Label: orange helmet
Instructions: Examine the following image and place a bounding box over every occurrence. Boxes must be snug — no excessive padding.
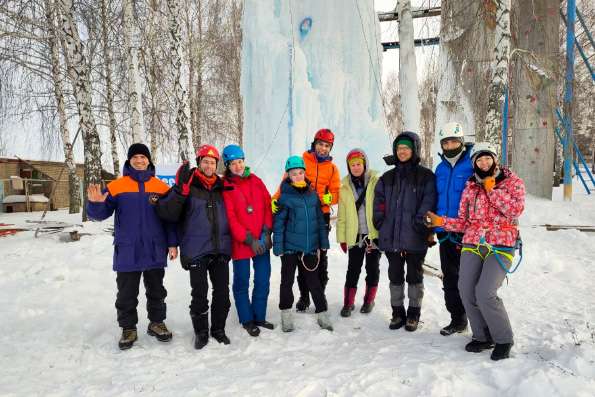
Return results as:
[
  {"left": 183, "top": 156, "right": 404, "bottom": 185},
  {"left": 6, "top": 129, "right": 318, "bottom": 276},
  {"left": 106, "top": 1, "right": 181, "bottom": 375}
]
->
[
  {"left": 314, "top": 128, "right": 335, "bottom": 145},
  {"left": 196, "top": 144, "right": 220, "bottom": 161}
]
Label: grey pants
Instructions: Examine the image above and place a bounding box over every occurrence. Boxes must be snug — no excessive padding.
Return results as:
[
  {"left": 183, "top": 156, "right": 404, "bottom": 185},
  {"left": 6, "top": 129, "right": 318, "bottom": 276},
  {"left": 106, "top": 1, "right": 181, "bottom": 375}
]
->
[{"left": 458, "top": 245, "right": 513, "bottom": 344}]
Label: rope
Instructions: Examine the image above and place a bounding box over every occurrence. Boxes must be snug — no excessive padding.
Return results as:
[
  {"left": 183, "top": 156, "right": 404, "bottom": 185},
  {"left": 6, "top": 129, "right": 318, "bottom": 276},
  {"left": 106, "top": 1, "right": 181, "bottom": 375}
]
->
[
  {"left": 353, "top": 0, "right": 390, "bottom": 129},
  {"left": 300, "top": 251, "right": 320, "bottom": 272}
]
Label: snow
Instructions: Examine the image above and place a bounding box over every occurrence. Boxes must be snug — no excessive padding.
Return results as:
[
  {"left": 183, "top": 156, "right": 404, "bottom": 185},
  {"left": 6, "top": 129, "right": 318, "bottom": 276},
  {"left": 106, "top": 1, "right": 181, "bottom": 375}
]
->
[
  {"left": 241, "top": 0, "right": 390, "bottom": 190},
  {"left": 2, "top": 194, "right": 49, "bottom": 204},
  {"left": 1, "top": 190, "right": 595, "bottom": 395}
]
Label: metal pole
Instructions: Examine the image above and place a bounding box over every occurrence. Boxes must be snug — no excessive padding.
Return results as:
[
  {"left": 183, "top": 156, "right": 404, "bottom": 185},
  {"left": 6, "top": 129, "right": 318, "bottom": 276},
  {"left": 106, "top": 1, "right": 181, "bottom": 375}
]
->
[{"left": 563, "top": 0, "right": 576, "bottom": 201}]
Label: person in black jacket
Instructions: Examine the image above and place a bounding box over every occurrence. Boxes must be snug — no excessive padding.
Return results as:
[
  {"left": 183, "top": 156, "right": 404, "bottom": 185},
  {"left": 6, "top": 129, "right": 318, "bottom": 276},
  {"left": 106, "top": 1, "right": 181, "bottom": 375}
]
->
[
  {"left": 373, "top": 131, "right": 436, "bottom": 332},
  {"left": 156, "top": 144, "right": 232, "bottom": 350}
]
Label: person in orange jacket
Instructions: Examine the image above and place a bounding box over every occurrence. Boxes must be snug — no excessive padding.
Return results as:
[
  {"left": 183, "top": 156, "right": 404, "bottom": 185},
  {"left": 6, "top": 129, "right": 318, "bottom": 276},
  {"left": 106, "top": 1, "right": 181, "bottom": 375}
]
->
[{"left": 272, "top": 128, "right": 341, "bottom": 311}]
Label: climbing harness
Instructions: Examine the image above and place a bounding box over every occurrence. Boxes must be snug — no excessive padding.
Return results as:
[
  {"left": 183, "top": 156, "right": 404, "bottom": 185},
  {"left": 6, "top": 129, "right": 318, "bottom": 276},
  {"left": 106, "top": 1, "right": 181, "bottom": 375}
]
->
[{"left": 461, "top": 236, "right": 524, "bottom": 274}]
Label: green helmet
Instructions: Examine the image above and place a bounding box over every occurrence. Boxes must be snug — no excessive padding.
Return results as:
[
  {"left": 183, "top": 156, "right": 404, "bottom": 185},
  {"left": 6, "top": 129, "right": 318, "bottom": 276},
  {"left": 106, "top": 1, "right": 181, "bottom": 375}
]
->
[{"left": 285, "top": 155, "right": 306, "bottom": 172}]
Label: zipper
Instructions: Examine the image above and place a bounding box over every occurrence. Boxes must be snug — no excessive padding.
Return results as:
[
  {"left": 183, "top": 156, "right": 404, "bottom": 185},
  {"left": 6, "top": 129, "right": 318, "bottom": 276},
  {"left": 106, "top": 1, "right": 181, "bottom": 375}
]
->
[{"left": 303, "top": 193, "right": 310, "bottom": 252}]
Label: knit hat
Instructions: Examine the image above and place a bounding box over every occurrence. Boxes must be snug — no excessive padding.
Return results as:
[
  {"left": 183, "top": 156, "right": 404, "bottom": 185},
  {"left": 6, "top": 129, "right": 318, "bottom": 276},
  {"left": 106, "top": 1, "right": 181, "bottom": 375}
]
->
[
  {"left": 127, "top": 143, "right": 152, "bottom": 163},
  {"left": 395, "top": 137, "right": 414, "bottom": 150}
]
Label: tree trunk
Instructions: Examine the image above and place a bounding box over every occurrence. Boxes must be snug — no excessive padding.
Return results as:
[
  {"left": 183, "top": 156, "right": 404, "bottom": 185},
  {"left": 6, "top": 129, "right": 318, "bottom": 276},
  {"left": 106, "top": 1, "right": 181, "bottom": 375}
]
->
[
  {"left": 397, "top": 0, "right": 421, "bottom": 134},
  {"left": 510, "top": 0, "right": 559, "bottom": 198},
  {"left": 483, "top": 0, "right": 511, "bottom": 149},
  {"left": 434, "top": 0, "right": 495, "bottom": 161},
  {"left": 58, "top": 0, "right": 103, "bottom": 221},
  {"left": 100, "top": 0, "right": 120, "bottom": 176},
  {"left": 168, "top": 0, "right": 190, "bottom": 161},
  {"left": 46, "top": 0, "right": 80, "bottom": 213},
  {"left": 123, "top": 0, "right": 144, "bottom": 143}
]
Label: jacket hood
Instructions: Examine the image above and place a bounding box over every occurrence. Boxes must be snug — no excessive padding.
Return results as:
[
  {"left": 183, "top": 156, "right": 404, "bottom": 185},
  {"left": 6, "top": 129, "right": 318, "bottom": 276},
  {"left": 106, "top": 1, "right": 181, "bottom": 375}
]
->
[
  {"left": 384, "top": 131, "right": 421, "bottom": 166},
  {"left": 123, "top": 162, "right": 155, "bottom": 182},
  {"left": 345, "top": 147, "right": 369, "bottom": 176}
]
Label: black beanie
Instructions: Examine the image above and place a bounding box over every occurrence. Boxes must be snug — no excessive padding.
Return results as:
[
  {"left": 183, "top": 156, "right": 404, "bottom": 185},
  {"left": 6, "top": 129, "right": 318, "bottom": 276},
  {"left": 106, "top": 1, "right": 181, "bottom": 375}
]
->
[{"left": 127, "top": 143, "right": 152, "bottom": 163}]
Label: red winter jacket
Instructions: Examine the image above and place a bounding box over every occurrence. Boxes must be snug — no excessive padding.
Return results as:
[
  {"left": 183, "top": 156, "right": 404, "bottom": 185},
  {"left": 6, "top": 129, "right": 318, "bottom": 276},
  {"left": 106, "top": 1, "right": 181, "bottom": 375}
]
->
[
  {"left": 223, "top": 171, "right": 273, "bottom": 260},
  {"left": 443, "top": 168, "right": 525, "bottom": 247}
]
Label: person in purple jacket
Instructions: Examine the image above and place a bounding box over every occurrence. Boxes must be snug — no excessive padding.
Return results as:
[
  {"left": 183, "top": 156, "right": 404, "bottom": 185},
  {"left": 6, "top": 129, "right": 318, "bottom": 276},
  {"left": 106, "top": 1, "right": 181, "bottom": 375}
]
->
[
  {"left": 156, "top": 144, "right": 233, "bottom": 350},
  {"left": 87, "top": 143, "right": 178, "bottom": 350}
]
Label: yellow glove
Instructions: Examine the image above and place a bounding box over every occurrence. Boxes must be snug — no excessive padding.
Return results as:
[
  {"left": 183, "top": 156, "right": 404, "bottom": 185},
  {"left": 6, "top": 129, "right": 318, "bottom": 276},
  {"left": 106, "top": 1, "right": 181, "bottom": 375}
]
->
[
  {"left": 322, "top": 192, "right": 333, "bottom": 205},
  {"left": 271, "top": 198, "right": 279, "bottom": 214}
]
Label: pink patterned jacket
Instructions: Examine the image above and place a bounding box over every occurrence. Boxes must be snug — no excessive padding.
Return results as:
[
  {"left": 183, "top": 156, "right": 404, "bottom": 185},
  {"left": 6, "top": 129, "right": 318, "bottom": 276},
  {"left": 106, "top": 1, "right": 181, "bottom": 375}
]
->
[{"left": 443, "top": 168, "right": 525, "bottom": 247}]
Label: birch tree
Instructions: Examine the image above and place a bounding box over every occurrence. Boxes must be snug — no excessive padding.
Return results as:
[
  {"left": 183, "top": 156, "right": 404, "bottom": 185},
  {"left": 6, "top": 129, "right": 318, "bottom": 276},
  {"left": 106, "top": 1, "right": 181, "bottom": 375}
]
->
[
  {"left": 58, "top": 0, "right": 103, "bottom": 220},
  {"left": 123, "top": 0, "right": 144, "bottom": 143},
  {"left": 482, "top": 0, "right": 511, "bottom": 147}
]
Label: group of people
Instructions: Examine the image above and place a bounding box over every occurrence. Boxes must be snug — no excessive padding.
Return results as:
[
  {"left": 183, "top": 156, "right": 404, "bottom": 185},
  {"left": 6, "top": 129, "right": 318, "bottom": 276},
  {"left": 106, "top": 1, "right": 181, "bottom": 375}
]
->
[{"left": 87, "top": 123, "right": 525, "bottom": 361}]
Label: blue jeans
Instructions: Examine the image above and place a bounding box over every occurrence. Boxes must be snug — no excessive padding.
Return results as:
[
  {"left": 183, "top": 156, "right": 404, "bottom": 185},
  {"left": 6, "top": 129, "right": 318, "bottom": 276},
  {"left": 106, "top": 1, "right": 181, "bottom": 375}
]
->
[{"left": 232, "top": 252, "right": 271, "bottom": 324}]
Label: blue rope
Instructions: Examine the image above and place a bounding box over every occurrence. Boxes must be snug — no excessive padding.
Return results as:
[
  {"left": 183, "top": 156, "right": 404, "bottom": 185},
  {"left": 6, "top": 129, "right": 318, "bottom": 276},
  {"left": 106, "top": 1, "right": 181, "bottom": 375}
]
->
[
  {"left": 438, "top": 232, "right": 462, "bottom": 245},
  {"left": 486, "top": 237, "right": 524, "bottom": 274}
]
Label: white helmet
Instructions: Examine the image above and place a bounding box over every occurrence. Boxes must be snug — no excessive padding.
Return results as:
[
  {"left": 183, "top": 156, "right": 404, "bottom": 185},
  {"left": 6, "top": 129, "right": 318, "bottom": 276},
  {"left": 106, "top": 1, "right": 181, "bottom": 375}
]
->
[
  {"left": 438, "top": 122, "right": 464, "bottom": 142},
  {"left": 471, "top": 142, "right": 498, "bottom": 161}
]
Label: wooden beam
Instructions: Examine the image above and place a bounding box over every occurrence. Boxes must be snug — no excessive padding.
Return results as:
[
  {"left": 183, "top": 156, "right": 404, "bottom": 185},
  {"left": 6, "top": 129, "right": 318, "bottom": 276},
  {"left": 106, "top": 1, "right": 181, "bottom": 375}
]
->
[{"left": 378, "top": 6, "right": 441, "bottom": 22}]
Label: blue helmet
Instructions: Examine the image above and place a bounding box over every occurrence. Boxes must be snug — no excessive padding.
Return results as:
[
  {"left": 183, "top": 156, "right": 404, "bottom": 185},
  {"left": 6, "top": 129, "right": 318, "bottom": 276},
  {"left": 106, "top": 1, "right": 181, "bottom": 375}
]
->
[
  {"left": 285, "top": 155, "right": 306, "bottom": 172},
  {"left": 222, "top": 144, "right": 245, "bottom": 165}
]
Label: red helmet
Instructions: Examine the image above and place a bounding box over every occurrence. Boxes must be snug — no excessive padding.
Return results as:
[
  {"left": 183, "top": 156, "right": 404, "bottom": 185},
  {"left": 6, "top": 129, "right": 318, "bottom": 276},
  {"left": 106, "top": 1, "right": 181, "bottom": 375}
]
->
[
  {"left": 314, "top": 128, "right": 335, "bottom": 145},
  {"left": 196, "top": 144, "right": 220, "bottom": 161}
]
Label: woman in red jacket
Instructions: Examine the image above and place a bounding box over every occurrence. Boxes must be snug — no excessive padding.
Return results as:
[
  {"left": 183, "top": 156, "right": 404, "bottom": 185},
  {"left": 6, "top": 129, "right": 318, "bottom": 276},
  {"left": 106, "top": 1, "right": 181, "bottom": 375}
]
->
[
  {"left": 222, "top": 145, "right": 274, "bottom": 337},
  {"left": 426, "top": 142, "right": 525, "bottom": 361}
]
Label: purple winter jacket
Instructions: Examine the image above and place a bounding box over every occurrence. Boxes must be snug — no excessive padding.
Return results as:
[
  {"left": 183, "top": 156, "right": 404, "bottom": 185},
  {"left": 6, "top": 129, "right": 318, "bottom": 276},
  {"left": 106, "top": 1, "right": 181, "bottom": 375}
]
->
[{"left": 87, "top": 164, "right": 177, "bottom": 272}]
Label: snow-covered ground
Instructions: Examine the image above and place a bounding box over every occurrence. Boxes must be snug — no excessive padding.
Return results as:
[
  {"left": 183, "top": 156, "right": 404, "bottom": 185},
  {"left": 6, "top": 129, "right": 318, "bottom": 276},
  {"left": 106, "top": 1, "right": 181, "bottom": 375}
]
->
[{"left": 1, "top": 190, "right": 594, "bottom": 396}]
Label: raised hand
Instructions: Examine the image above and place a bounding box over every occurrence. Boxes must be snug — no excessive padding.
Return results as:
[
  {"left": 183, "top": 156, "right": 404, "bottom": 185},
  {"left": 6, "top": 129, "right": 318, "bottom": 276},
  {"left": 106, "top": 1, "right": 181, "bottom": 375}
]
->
[{"left": 87, "top": 184, "right": 108, "bottom": 203}]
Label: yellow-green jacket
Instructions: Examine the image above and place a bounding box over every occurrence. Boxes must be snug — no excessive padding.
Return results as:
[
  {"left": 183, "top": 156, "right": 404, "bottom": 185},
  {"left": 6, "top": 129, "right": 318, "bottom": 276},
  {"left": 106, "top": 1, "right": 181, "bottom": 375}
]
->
[{"left": 336, "top": 170, "right": 379, "bottom": 247}]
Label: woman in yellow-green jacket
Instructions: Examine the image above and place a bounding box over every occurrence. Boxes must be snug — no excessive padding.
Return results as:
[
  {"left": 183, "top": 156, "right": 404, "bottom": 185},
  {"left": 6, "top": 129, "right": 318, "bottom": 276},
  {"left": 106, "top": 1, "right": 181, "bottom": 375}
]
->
[{"left": 336, "top": 148, "right": 381, "bottom": 317}]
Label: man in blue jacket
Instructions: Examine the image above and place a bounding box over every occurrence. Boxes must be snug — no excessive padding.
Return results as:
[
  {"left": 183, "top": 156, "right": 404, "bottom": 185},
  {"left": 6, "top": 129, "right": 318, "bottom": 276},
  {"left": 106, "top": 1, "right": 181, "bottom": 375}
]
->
[
  {"left": 87, "top": 143, "right": 178, "bottom": 350},
  {"left": 434, "top": 122, "right": 474, "bottom": 336},
  {"left": 373, "top": 131, "right": 436, "bottom": 332}
]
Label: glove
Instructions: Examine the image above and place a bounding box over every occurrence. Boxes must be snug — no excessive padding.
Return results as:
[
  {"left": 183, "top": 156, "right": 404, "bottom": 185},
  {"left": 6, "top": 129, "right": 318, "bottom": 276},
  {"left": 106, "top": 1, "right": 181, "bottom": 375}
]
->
[
  {"left": 175, "top": 161, "right": 195, "bottom": 196},
  {"left": 322, "top": 192, "right": 333, "bottom": 205},
  {"left": 245, "top": 233, "right": 265, "bottom": 256},
  {"left": 424, "top": 211, "right": 444, "bottom": 228},
  {"left": 483, "top": 176, "right": 496, "bottom": 192},
  {"left": 260, "top": 230, "right": 272, "bottom": 250},
  {"left": 340, "top": 242, "right": 347, "bottom": 253},
  {"left": 271, "top": 198, "right": 280, "bottom": 214}
]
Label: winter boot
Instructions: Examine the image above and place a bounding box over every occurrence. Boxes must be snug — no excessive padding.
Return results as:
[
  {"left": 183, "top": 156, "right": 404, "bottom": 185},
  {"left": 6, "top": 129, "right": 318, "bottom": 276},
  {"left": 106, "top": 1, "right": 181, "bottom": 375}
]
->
[
  {"left": 389, "top": 306, "right": 407, "bottom": 330},
  {"left": 360, "top": 285, "right": 378, "bottom": 314},
  {"left": 340, "top": 287, "right": 357, "bottom": 317},
  {"left": 194, "top": 330, "right": 209, "bottom": 350},
  {"left": 295, "top": 296, "right": 310, "bottom": 312},
  {"left": 317, "top": 311, "right": 334, "bottom": 331},
  {"left": 147, "top": 322, "right": 173, "bottom": 342},
  {"left": 491, "top": 342, "right": 514, "bottom": 361},
  {"left": 465, "top": 327, "right": 495, "bottom": 352},
  {"left": 242, "top": 321, "right": 260, "bottom": 337},
  {"left": 405, "top": 307, "right": 421, "bottom": 332},
  {"left": 440, "top": 315, "right": 468, "bottom": 336},
  {"left": 118, "top": 328, "right": 138, "bottom": 350},
  {"left": 281, "top": 309, "right": 294, "bottom": 332},
  {"left": 211, "top": 329, "right": 231, "bottom": 345},
  {"left": 254, "top": 320, "right": 275, "bottom": 330}
]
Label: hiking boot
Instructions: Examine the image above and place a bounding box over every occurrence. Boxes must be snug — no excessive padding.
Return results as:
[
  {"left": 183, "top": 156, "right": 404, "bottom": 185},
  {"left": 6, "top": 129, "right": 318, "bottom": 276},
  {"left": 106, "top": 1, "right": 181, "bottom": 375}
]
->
[
  {"left": 389, "top": 306, "right": 406, "bottom": 330},
  {"left": 211, "top": 329, "right": 230, "bottom": 345},
  {"left": 465, "top": 339, "right": 495, "bottom": 353},
  {"left": 295, "top": 296, "right": 310, "bottom": 312},
  {"left": 147, "top": 322, "right": 173, "bottom": 342},
  {"left": 118, "top": 328, "right": 138, "bottom": 350},
  {"left": 194, "top": 330, "right": 209, "bottom": 350},
  {"left": 491, "top": 342, "right": 514, "bottom": 361},
  {"left": 405, "top": 307, "right": 420, "bottom": 332},
  {"left": 340, "top": 305, "right": 355, "bottom": 317},
  {"left": 317, "top": 311, "right": 333, "bottom": 331},
  {"left": 360, "top": 302, "right": 375, "bottom": 314},
  {"left": 440, "top": 319, "right": 468, "bottom": 336},
  {"left": 242, "top": 321, "right": 260, "bottom": 337},
  {"left": 254, "top": 320, "right": 275, "bottom": 330},
  {"left": 281, "top": 309, "right": 294, "bottom": 332}
]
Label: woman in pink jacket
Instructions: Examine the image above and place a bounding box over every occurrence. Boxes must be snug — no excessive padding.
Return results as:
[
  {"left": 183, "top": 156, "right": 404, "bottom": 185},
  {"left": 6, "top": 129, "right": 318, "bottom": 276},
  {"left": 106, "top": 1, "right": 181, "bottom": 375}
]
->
[{"left": 426, "top": 142, "right": 525, "bottom": 361}]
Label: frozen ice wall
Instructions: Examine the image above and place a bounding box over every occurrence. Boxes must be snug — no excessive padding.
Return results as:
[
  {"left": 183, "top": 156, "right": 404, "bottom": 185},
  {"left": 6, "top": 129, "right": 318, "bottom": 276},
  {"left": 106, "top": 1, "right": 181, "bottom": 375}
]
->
[{"left": 241, "top": 0, "right": 390, "bottom": 188}]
